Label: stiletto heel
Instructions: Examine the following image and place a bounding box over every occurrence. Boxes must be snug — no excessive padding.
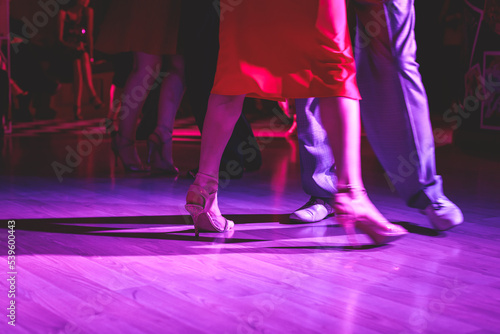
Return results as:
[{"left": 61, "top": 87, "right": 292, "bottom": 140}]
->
[
  {"left": 185, "top": 173, "right": 234, "bottom": 237},
  {"left": 185, "top": 203, "right": 204, "bottom": 237},
  {"left": 147, "top": 132, "right": 179, "bottom": 174},
  {"left": 111, "top": 132, "right": 150, "bottom": 173},
  {"left": 336, "top": 216, "right": 360, "bottom": 247},
  {"left": 334, "top": 185, "right": 407, "bottom": 246}
]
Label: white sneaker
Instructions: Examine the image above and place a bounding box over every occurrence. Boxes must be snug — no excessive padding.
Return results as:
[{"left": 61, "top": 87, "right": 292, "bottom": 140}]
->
[
  {"left": 289, "top": 197, "right": 334, "bottom": 223},
  {"left": 420, "top": 196, "right": 464, "bottom": 231}
]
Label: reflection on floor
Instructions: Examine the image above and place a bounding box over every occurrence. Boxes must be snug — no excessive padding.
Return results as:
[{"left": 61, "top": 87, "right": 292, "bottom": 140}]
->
[{"left": 1, "top": 117, "right": 499, "bottom": 333}]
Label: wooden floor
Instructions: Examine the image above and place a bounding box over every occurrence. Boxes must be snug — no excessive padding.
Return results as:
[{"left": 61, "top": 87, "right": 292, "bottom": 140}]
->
[{"left": 1, "top": 117, "right": 500, "bottom": 334}]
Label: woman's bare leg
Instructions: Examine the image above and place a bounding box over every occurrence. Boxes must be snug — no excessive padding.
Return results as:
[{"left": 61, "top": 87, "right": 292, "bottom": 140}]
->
[
  {"left": 115, "top": 52, "right": 161, "bottom": 166},
  {"left": 186, "top": 93, "right": 245, "bottom": 220},
  {"left": 105, "top": 84, "right": 122, "bottom": 132},
  {"left": 150, "top": 54, "right": 185, "bottom": 168},
  {"left": 81, "top": 52, "right": 100, "bottom": 101},
  {"left": 73, "top": 59, "right": 83, "bottom": 119},
  {"left": 318, "top": 96, "right": 363, "bottom": 187},
  {"left": 197, "top": 94, "right": 246, "bottom": 180},
  {"left": 119, "top": 52, "right": 161, "bottom": 140},
  {"left": 318, "top": 96, "right": 407, "bottom": 245}
]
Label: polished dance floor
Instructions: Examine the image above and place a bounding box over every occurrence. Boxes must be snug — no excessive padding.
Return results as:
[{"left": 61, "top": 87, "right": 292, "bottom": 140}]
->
[{"left": 1, "top": 117, "right": 500, "bottom": 333}]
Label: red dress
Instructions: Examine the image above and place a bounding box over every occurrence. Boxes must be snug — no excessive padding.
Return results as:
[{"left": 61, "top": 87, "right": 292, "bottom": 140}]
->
[{"left": 211, "top": 0, "right": 361, "bottom": 101}]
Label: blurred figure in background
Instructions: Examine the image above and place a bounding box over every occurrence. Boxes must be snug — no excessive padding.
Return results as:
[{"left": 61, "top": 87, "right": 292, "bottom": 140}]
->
[
  {"left": 96, "top": 0, "right": 183, "bottom": 173},
  {"left": 58, "top": 0, "right": 102, "bottom": 120},
  {"left": 9, "top": 19, "right": 60, "bottom": 121}
]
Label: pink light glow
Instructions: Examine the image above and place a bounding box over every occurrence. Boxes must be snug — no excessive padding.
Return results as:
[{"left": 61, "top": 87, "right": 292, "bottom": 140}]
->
[{"left": 81, "top": 29, "right": 86, "bottom": 34}]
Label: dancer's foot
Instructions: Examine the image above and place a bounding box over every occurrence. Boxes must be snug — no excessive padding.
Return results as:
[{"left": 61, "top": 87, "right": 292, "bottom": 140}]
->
[
  {"left": 185, "top": 172, "right": 234, "bottom": 237},
  {"left": 420, "top": 196, "right": 463, "bottom": 231},
  {"left": 334, "top": 185, "right": 407, "bottom": 246},
  {"left": 289, "top": 196, "right": 334, "bottom": 223}
]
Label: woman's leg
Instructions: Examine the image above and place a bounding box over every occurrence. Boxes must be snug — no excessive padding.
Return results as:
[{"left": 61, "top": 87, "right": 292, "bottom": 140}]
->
[
  {"left": 107, "top": 85, "right": 125, "bottom": 119},
  {"left": 186, "top": 93, "right": 245, "bottom": 232},
  {"left": 149, "top": 54, "right": 185, "bottom": 169},
  {"left": 197, "top": 94, "right": 246, "bottom": 180},
  {"left": 318, "top": 97, "right": 362, "bottom": 187},
  {"left": 119, "top": 52, "right": 161, "bottom": 141},
  {"left": 114, "top": 52, "right": 161, "bottom": 168},
  {"left": 81, "top": 52, "right": 101, "bottom": 103},
  {"left": 319, "top": 96, "right": 407, "bottom": 245},
  {"left": 106, "top": 53, "right": 133, "bottom": 131},
  {"left": 187, "top": 93, "right": 245, "bottom": 200},
  {"left": 73, "top": 58, "right": 83, "bottom": 119}
]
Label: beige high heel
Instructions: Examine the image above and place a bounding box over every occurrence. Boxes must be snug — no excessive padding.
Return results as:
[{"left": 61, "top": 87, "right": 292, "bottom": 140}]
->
[
  {"left": 334, "top": 185, "right": 408, "bottom": 246},
  {"left": 185, "top": 173, "right": 234, "bottom": 237}
]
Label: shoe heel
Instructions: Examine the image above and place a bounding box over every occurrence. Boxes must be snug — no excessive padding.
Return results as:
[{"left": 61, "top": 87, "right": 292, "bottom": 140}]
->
[
  {"left": 357, "top": 223, "right": 385, "bottom": 245},
  {"left": 185, "top": 203, "right": 203, "bottom": 237},
  {"left": 337, "top": 216, "right": 360, "bottom": 247},
  {"left": 357, "top": 222, "right": 407, "bottom": 245},
  {"left": 185, "top": 177, "right": 234, "bottom": 236}
]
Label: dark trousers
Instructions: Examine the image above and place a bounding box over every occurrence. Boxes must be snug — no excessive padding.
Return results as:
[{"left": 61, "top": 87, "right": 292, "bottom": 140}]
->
[{"left": 180, "top": 0, "right": 262, "bottom": 174}]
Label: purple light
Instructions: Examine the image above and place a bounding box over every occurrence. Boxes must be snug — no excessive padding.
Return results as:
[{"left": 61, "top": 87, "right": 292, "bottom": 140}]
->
[{"left": 82, "top": 29, "right": 86, "bottom": 34}]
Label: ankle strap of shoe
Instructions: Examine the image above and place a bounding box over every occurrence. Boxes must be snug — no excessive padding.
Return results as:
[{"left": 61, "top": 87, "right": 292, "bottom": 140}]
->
[
  {"left": 336, "top": 184, "right": 365, "bottom": 193},
  {"left": 197, "top": 171, "right": 219, "bottom": 182}
]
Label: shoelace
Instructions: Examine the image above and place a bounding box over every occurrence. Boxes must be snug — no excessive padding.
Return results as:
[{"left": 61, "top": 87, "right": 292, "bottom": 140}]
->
[
  {"left": 298, "top": 197, "right": 320, "bottom": 210},
  {"left": 431, "top": 199, "right": 448, "bottom": 210}
]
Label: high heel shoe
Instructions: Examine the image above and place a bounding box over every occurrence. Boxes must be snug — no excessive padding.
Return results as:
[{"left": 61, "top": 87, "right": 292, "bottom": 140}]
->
[
  {"left": 334, "top": 185, "right": 407, "bottom": 246},
  {"left": 111, "top": 132, "right": 150, "bottom": 173},
  {"left": 185, "top": 173, "right": 234, "bottom": 237},
  {"left": 147, "top": 132, "right": 179, "bottom": 174}
]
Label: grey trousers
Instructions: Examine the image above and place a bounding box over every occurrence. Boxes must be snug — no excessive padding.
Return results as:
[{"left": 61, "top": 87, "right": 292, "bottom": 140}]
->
[{"left": 296, "top": 0, "right": 443, "bottom": 209}]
